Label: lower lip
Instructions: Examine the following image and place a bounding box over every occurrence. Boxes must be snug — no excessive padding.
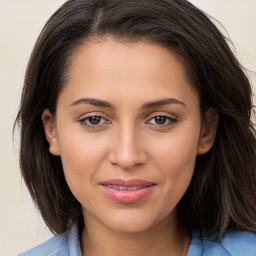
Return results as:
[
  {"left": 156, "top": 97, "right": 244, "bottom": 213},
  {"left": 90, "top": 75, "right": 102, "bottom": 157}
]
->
[{"left": 101, "top": 185, "right": 156, "bottom": 204}]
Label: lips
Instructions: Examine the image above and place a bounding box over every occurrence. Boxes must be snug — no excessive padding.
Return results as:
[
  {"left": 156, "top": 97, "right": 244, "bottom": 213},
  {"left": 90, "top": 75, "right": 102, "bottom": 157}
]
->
[{"left": 100, "top": 179, "right": 156, "bottom": 204}]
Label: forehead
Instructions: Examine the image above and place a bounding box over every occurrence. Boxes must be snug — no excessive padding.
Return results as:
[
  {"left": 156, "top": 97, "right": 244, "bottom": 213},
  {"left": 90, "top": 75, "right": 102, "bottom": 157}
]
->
[
  {"left": 70, "top": 39, "right": 187, "bottom": 80},
  {"left": 58, "top": 39, "right": 199, "bottom": 109}
]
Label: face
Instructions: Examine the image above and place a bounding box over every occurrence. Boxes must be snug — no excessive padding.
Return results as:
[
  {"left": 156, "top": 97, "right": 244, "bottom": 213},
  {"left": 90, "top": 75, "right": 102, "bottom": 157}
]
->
[{"left": 43, "top": 39, "right": 217, "bottom": 234}]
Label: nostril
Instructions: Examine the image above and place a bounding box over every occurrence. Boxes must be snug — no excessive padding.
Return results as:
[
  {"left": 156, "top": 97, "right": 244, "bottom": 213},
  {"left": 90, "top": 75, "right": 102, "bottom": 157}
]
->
[
  {"left": 108, "top": 151, "right": 147, "bottom": 170},
  {"left": 107, "top": 129, "right": 148, "bottom": 169}
]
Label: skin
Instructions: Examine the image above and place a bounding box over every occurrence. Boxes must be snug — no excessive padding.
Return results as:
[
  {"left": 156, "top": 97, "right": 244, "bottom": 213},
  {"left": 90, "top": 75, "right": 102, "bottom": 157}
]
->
[{"left": 42, "top": 39, "right": 218, "bottom": 256}]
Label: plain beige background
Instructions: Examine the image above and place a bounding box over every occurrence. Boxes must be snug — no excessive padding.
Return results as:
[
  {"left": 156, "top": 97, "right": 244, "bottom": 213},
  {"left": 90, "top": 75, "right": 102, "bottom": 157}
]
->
[{"left": 0, "top": 1, "right": 255, "bottom": 255}]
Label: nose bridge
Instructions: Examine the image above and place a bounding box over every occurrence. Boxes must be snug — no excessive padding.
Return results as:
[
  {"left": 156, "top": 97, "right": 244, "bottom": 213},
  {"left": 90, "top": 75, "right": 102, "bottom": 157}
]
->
[{"left": 109, "top": 121, "right": 147, "bottom": 169}]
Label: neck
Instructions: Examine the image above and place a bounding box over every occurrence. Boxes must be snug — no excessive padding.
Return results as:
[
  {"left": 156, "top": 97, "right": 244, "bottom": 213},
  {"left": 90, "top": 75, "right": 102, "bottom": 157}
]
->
[{"left": 80, "top": 212, "right": 191, "bottom": 256}]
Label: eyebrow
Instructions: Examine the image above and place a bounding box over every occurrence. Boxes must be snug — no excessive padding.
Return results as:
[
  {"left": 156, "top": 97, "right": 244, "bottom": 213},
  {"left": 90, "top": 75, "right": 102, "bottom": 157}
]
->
[
  {"left": 142, "top": 98, "right": 186, "bottom": 109},
  {"left": 69, "top": 97, "right": 186, "bottom": 109},
  {"left": 69, "top": 98, "right": 114, "bottom": 108}
]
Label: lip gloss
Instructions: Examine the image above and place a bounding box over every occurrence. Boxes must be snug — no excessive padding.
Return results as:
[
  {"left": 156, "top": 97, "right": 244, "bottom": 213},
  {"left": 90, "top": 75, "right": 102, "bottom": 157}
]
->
[{"left": 100, "top": 179, "right": 156, "bottom": 204}]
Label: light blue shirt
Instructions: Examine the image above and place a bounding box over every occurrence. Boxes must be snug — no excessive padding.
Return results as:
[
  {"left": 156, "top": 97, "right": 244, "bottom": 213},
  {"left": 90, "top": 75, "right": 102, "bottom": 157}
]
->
[{"left": 18, "top": 225, "right": 256, "bottom": 256}]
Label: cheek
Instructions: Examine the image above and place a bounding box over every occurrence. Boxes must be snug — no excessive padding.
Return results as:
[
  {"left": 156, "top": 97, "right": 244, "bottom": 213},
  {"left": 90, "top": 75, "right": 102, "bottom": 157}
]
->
[
  {"left": 156, "top": 141, "right": 197, "bottom": 214},
  {"left": 155, "top": 130, "right": 199, "bottom": 172},
  {"left": 161, "top": 147, "right": 196, "bottom": 194},
  {"left": 58, "top": 130, "right": 106, "bottom": 171},
  {"left": 56, "top": 133, "right": 107, "bottom": 202},
  {"left": 152, "top": 126, "right": 200, "bottom": 195}
]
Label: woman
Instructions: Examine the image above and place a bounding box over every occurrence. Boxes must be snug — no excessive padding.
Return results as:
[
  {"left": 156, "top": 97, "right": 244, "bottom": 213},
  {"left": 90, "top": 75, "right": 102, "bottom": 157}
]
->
[{"left": 17, "top": 0, "right": 256, "bottom": 255}]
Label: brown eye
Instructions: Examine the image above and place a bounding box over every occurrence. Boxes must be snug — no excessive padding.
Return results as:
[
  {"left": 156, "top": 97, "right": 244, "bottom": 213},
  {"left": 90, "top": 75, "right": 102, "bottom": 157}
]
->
[
  {"left": 79, "top": 116, "right": 108, "bottom": 127},
  {"left": 155, "top": 116, "right": 167, "bottom": 125},
  {"left": 88, "top": 116, "right": 102, "bottom": 125},
  {"left": 149, "top": 116, "right": 177, "bottom": 126}
]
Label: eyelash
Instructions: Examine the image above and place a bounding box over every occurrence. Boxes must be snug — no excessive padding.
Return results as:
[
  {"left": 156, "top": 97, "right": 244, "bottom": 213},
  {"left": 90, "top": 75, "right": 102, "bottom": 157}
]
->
[
  {"left": 78, "top": 115, "right": 177, "bottom": 128},
  {"left": 79, "top": 116, "right": 109, "bottom": 127},
  {"left": 147, "top": 116, "right": 177, "bottom": 127}
]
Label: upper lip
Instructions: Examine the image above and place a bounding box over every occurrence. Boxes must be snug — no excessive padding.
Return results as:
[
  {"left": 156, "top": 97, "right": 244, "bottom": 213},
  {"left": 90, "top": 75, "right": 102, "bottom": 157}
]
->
[{"left": 100, "top": 179, "right": 156, "bottom": 187}]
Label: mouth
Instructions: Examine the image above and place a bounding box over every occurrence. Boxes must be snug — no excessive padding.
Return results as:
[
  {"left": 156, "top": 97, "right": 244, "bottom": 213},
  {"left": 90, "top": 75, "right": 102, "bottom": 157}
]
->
[
  {"left": 100, "top": 179, "right": 156, "bottom": 204},
  {"left": 103, "top": 185, "right": 146, "bottom": 190}
]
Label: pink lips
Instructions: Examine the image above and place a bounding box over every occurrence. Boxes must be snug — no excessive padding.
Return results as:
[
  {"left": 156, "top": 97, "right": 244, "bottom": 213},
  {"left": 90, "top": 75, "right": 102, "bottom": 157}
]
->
[{"left": 100, "top": 179, "right": 156, "bottom": 204}]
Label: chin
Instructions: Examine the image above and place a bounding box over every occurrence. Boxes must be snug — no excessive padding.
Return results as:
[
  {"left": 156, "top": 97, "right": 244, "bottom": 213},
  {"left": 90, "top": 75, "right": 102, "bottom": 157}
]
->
[{"left": 98, "top": 208, "right": 169, "bottom": 234}]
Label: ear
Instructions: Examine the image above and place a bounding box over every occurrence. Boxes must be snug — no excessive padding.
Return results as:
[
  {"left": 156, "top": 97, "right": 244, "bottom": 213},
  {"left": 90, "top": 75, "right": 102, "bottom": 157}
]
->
[
  {"left": 197, "top": 108, "right": 218, "bottom": 155},
  {"left": 42, "top": 109, "right": 60, "bottom": 156}
]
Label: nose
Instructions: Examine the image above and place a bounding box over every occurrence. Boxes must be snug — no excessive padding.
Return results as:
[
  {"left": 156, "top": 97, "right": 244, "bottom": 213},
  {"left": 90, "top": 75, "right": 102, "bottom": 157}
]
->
[{"left": 108, "top": 124, "right": 148, "bottom": 170}]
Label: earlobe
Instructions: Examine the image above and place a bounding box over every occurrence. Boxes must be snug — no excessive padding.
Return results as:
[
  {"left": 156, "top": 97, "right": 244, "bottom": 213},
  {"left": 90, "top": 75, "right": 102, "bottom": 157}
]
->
[
  {"left": 197, "top": 108, "right": 218, "bottom": 155},
  {"left": 42, "top": 109, "right": 60, "bottom": 156}
]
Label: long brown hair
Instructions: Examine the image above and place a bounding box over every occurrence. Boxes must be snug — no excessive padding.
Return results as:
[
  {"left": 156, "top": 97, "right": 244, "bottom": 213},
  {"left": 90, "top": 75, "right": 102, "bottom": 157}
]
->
[{"left": 15, "top": 0, "right": 256, "bottom": 238}]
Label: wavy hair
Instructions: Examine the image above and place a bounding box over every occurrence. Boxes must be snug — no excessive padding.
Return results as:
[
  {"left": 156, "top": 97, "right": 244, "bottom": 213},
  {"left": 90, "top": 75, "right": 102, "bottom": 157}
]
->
[{"left": 15, "top": 0, "right": 256, "bottom": 237}]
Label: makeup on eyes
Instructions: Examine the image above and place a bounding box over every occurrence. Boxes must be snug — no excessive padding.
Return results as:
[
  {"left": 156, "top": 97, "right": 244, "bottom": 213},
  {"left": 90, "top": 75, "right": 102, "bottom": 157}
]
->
[{"left": 70, "top": 97, "right": 186, "bottom": 131}]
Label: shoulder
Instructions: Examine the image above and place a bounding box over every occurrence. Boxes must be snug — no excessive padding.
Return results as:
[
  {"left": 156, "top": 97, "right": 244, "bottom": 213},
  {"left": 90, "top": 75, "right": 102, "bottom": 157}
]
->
[
  {"left": 17, "top": 225, "right": 81, "bottom": 256},
  {"left": 220, "top": 231, "right": 256, "bottom": 255},
  {"left": 17, "top": 234, "right": 68, "bottom": 256},
  {"left": 188, "top": 230, "right": 256, "bottom": 256}
]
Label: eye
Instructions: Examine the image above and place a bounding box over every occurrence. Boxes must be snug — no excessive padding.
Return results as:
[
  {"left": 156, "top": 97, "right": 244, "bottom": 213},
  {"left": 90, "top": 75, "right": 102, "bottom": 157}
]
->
[
  {"left": 79, "top": 116, "right": 109, "bottom": 127},
  {"left": 148, "top": 116, "right": 177, "bottom": 126}
]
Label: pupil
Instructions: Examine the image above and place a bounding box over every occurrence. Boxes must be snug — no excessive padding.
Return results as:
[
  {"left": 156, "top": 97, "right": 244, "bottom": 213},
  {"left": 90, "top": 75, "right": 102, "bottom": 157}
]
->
[
  {"left": 155, "top": 116, "right": 166, "bottom": 124},
  {"left": 89, "top": 116, "right": 101, "bottom": 125}
]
